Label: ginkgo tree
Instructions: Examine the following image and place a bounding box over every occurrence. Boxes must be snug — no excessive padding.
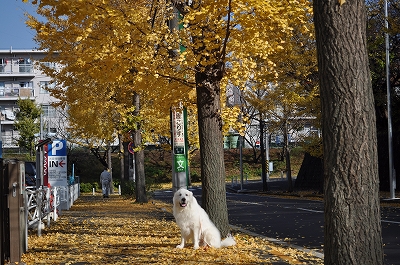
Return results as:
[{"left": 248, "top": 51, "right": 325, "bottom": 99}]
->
[
  {"left": 243, "top": 20, "right": 319, "bottom": 192},
  {"left": 26, "top": 0, "right": 314, "bottom": 236},
  {"left": 167, "top": 0, "right": 315, "bottom": 236},
  {"left": 27, "top": 0, "right": 180, "bottom": 203}
]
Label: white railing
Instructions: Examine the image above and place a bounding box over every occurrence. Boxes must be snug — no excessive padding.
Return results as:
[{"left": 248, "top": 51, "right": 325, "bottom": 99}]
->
[
  {"left": 25, "top": 186, "right": 60, "bottom": 236},
  {"left": 58, "top": 183, "right": 80, "bottom": 210},
  {"left": 24, "top": 183, "right": 79, "bottom": 236}
]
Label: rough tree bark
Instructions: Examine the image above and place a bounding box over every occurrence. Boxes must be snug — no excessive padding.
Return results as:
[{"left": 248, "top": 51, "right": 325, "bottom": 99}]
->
[
  {"left": 195, "top": 61, "right": 230, "bottom": 237},
  {"left": 313, "top": 0, "right": 384, "bottom": 264}
]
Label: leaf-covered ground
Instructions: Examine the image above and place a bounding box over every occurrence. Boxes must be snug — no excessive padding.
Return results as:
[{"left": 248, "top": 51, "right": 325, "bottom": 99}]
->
[{"left": 22, "top": 194, "right": 323, "bottom": 265}]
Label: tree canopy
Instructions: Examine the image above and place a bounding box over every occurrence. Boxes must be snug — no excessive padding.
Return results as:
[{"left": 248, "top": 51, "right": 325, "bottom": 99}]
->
[
  {"left": 26, "top": 0, "right": 313, "bottom": 146},
  {"left": 15, "top": 98, "right": 42, "bottom": 158}
]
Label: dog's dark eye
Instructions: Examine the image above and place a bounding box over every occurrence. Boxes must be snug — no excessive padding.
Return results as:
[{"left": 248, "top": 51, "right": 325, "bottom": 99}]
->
[{"left": 179, "top": 193, "right": 182, "bottom": 196}]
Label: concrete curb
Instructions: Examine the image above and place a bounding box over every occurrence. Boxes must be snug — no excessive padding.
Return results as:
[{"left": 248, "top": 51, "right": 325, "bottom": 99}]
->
[{"left": 230, "top": 225, "right": 325, "bottom": 260}]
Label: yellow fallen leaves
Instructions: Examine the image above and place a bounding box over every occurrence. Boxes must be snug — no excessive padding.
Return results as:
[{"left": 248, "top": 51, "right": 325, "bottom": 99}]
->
[{"left": 22, "top": 195, "right": 323, "bottom": 265}]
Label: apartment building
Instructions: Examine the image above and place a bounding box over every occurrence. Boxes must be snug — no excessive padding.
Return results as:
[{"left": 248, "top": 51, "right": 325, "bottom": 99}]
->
[{"left": 0, "top": 48, "right": 62, "bottom": 148}]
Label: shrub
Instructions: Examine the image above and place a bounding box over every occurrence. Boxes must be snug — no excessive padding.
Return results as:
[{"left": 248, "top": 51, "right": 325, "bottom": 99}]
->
[
  {"left": 92, "top": 182, "right": 100, "bottom": 192},
  {"left": 120, "top": 180, "right": 136, "bottom": 197},
  {"left": 80, "top": 183, "right": 94, "bottom": 193},
  {"left": 191, "top": 171, "right": 201, "bottom": 183}
]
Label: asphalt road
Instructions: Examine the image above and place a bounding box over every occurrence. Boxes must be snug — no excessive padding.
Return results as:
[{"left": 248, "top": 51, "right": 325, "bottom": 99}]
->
[{"left": 153, "top": 186, "right": 400, "bottom": 265}]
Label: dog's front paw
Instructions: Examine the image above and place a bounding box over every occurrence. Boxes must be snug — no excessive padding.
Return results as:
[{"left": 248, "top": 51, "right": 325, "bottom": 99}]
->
[
  {"left": 176, "top": 244, "right": 184, "bottom": 249},
  {"left": 193, "top": 245, "right": 199, "bottom": 250}
]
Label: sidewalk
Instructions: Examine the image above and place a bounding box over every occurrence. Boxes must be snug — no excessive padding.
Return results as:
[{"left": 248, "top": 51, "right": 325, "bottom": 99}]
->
[{"left": 22, "top": 194, "right": 323, "bottom": 265}]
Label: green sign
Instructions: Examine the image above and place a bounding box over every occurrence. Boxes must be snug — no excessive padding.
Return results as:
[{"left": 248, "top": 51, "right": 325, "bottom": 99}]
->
[{"left": 174, "top": 154, "right": 186, "bottom": 172}]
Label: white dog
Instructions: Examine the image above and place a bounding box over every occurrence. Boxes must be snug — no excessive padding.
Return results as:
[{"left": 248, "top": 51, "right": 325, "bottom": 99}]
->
[{"left": 173, "top": 188, "right": 236, "bottom": 249}]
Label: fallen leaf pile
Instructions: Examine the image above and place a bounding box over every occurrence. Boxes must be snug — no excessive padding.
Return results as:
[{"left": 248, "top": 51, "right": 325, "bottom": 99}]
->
[{"left": 22, "top": 194, "right": 323, "bottom": 265}]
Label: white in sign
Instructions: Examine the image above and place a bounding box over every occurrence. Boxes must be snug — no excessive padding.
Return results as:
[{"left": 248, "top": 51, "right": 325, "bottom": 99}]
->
[{"left": 48, "top": 140, "right": 68, "bottom": 186}]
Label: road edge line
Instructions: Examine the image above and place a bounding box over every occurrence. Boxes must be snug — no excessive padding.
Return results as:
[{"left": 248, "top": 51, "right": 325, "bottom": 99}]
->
[{"left": 230, "top": 225, "right": 324, "bottom": 260}]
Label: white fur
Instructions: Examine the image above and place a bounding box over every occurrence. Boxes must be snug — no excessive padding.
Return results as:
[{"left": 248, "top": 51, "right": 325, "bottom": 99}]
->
[{"left": 173, "top": 188, "right": 236, "bottom": 249}]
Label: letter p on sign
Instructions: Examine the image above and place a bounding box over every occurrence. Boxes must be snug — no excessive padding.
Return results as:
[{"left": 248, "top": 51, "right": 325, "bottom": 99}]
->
[{"left": 51, "top": 140, "right": 64, "bottom": 156}]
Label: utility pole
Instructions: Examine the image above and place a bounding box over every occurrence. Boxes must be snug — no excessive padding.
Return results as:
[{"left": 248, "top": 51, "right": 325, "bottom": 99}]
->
[{"left": 385, "top": 0, "right": 396, "bottom": 199}]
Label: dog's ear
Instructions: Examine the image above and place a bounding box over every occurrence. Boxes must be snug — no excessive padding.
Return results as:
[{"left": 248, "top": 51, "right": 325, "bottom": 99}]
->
[{"left": 189, "top": 190, "right": 193, "bottom": 197}]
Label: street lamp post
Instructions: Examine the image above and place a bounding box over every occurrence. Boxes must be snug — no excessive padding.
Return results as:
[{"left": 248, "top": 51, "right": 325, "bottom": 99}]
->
[
  {"left": 385, "top": 0, "right": 396, "bottom": 199},
  {"left": 0, "top": 107, "right": 2, "bottom": 158}
]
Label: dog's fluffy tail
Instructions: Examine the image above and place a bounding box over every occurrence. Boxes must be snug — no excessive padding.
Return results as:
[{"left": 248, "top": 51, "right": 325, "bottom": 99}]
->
[{"left": 221, "top": 234, "right": 236, "bottom": 247}]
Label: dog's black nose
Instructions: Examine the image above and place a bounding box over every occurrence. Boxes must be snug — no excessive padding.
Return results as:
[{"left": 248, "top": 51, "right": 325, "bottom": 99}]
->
[{"left": 181, "top": 198, "right": 186, "bottom": 202}]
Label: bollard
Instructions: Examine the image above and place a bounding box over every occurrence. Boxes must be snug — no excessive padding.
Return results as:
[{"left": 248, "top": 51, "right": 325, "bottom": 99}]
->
[
  {"left": 53, "top": 187, "right": 58, "bottom": 222},
  {"left": 118, "top": 185, "right": 121, "bottom": 195},
  {"left": 93, "top": 188, "right": 95, "bottom": 195}
]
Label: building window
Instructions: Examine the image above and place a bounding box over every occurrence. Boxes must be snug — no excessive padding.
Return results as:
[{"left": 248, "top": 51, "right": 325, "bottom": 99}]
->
[
  {"left": 39, "top": 81, "right": 54, "bottom": 94},
  {"left": 41, "top": 104, "right": 56, "bottom": 117},
  {"left": 0, "top": 58, "right": 6, "bottom": 72},
  {"left": 41, "top": 62, "right": 57, "bottom": 69},
  {"left": 19, "top": 81, "right": 33, "bottom": 88},
  {"left": 18, "top": 58, "right": 33, "bottom": 73}
]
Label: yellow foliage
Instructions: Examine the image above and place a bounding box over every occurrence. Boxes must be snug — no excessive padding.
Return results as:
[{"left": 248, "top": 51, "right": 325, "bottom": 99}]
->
[{"left": 26, "top": 0, "right": 317, "bottom": 149}]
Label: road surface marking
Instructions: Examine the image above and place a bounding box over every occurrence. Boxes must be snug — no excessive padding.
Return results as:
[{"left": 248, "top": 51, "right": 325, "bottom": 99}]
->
[{"left": 381, "top": 220, "right": 400, "bottom": 225}]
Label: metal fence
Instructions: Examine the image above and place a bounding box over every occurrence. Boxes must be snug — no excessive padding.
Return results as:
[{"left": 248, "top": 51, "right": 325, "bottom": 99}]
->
[{"left": 25, "top": 183, "right": 80, "bottom": 236}]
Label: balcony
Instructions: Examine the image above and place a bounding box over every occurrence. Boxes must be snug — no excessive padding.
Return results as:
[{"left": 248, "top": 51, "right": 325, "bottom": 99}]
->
[
  {"left": 0, "top": 63, "right": 35, "bottom": 77},
  {"left": 0, "top": 87, "right": 34, "bottom": 99}
]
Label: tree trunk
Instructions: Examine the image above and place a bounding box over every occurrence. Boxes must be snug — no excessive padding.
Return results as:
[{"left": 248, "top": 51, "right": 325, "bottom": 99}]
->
[
  {"left": 283, "top": 120, "right": 293, "bottom": 192},
  {"left": 195, "top": 62, "right": 230, "bottom": 237},
  {"left": 132, "top": 92, "right": 148, "bottom": 203},
  {"left": 118, "top": 134, "right": 124, "bottom": 180},
  {"left": 107, "top": 144, "right": 113, "bottom": 194},
  {"left": 314, "top": 1, "right": 384, "bottom": 264}
]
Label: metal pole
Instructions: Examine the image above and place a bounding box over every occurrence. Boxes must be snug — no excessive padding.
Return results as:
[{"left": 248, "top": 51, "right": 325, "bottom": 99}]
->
[
  {"left": 37, "top": 190, "right": 42, "bottom": 236},
  {"left": 260, "top": 120, "right": 268, "bottom": 191},
  {"left": 265, "top": 131, "right": 270, "bottom": 182},
  {"left": 239, "top": 134, "right": 243, "bottom": 190},
  {"left": 0, "top": 109, "right": 2, "bottom": 158},
  {"left": 385, "top": 0, "right": 395, "bottom": 199}
]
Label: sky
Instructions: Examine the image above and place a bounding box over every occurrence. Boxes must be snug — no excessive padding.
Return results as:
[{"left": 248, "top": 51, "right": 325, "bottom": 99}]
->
[{"left": 0, "top": 1, "right": 39, "bottom": 50}]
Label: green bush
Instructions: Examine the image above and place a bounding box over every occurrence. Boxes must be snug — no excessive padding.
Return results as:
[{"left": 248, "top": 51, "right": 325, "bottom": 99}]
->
[
  {"left": 145, "top": 176, "right": 162, "bottom": 193},
  {"left": 118, "top": 177, "right": 162, "bottom": 200},
  {"left": 92, "top": 182, "right": 100, "bottom": 192},
  {"left": 191, "top": 171, "right": 201, "bottom": 183},
  {"left": 80, "top": 183, "right": 94, "bottom": 193},
  {"left": 145, "top": 165, "right": 171, "bottom": 183},
  {"left": 120, "top": 180, "right": 136, "bottom": 197}
]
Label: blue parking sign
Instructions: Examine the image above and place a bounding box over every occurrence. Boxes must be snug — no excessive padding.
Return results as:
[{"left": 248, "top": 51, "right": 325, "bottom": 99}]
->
[{"left": 48, "top": 140, "right": 67, "bottom": 156}]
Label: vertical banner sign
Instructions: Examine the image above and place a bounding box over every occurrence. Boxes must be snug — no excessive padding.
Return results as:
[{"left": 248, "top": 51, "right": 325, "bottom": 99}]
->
[
  {"left": 173, "top": 110, "right": 186, "bottom": 172},
  {"left": 171, "top": 107, "right": 189, "bottom": 191},
  {"left": 43, "top": 144, "right": 49, "bottom": 186},
  {"left": 47, "top": 140, "right": 68, "bottom": 187}
]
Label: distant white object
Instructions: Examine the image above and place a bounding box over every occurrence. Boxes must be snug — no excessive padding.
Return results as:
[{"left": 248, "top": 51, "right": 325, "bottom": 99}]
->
[{"left": 2, "top": 109, "right": 15, "bottom": 120}]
